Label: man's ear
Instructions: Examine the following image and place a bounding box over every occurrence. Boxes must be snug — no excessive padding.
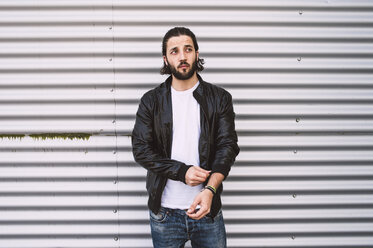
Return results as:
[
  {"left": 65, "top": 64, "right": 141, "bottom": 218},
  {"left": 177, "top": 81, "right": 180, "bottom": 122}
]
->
[
  {"left": 163, "top": 56, "right": 168, "bottom": 65},
  {"left": 196, "top": 51, "right": 199, "bottom": 61}
]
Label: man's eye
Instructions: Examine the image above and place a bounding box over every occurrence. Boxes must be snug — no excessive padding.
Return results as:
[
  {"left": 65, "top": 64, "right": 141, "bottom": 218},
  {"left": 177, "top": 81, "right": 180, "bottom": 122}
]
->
[
  {"left": 186, "top": 48, "right": 192, "bottom": 52},
  {"left": 170, "top": 50, "right": 177, "bottom": 54}
]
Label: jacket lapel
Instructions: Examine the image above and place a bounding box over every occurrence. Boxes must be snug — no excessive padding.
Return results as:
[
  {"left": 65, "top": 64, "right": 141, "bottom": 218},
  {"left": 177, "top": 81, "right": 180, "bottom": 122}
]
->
[
  {"left": 160, "top": 74, "right": 209, "bottom": 166},
  {"left": 193, "top": 75, "right": 210, "bottom": 169},
  {"left": 159, "top": 76, "right": 173, "bottom": 158}
]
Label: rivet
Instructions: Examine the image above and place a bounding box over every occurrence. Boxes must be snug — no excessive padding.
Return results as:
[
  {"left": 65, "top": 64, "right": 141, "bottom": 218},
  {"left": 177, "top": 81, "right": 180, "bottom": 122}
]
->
[
  {"left": 113, "top": 209, "right": 117, "bottom": 213},
  {"left": 296, "top": 117, "right": 300, "bottom": 122},
  {"left": 113, "top": 180, "right": 117, "bottom": 184},
  {"left": 114, "top": 236, "right": 118, "bottom": 241},
  {"left": 294, "top": 150, "right": 297, "bottom": 154},
  {"left": 292, "top": 235, "right": 296, "bottom": 239},
  {"left": 293, "top": 194, "right": 297, "bottom": 198},
  {"left": 110, "top": 88, "right": 114, "bottom": 92},
  {"left": 112, "top": 120, "right": 116, "bottom": 124},
  {"left": 297, "top": 57, "right": 302, "bottom": 61},
  {"left": 113, "top": 150, "right": 117, "bottom": 154},
  {"left": 299, "top": 10, "right": 303, "bottom": 15}
]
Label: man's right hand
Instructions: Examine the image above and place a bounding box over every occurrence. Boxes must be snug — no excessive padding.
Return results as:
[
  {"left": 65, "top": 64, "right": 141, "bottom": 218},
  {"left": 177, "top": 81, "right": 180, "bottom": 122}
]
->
[{"left": 185, "top": 166, "right": 211, "bottom": 186}]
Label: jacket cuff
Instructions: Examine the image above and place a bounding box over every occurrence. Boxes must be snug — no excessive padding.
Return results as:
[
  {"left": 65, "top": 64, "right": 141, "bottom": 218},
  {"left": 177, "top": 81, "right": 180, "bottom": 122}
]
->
[
  {"left": 178, "top": 164, "right": 193, "bottom": 184},
  {"left": 211, "top": 167, "right": 230, "bottom": 180}
]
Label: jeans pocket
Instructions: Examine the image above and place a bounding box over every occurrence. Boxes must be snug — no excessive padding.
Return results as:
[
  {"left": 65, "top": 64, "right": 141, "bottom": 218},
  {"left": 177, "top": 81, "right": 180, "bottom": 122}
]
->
[
  {"left": 149, "top": 208, "right": 168, "bottom": 223},
  {"left": 213, "top": 209, "right": 223, "bottom": 220}
]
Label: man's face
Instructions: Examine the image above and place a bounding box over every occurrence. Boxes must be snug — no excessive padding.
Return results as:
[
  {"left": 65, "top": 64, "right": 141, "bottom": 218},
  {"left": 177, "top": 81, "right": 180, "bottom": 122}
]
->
[{"left": 163, "top": 35, "right": 199, "bottom": 80}]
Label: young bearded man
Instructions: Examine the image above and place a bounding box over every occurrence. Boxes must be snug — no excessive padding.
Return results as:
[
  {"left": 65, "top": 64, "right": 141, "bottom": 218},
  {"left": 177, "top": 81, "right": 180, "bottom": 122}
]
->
[{"left": 132, "top": 27, "right": 240, "bottom": 248}]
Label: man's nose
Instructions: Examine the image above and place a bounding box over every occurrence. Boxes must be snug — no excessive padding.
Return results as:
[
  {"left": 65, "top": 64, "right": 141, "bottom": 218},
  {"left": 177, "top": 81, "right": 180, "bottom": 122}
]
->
[{"left": 179, "top": 51, "right": 186, "bottom": 61}]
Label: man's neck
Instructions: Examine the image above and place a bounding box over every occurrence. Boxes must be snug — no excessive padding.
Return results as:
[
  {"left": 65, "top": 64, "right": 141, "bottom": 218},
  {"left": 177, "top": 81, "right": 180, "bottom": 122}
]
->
[{"left": 171, "top": 73, "right": 199, "bottom": 91}]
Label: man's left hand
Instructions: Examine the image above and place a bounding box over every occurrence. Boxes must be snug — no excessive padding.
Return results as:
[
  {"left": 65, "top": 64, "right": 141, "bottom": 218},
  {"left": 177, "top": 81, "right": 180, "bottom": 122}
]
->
[{"left": 186, "top": 188, "right": 214, "bottom": 220}]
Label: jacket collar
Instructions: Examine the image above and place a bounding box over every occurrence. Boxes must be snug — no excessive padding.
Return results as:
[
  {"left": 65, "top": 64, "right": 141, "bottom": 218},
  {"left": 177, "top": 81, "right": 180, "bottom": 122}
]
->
[
  {"left": 162, "top": 74, "right": 204, "bottom": 96},
  {"left": 161, "top": 73, "right": 208, "bottom": 116}
]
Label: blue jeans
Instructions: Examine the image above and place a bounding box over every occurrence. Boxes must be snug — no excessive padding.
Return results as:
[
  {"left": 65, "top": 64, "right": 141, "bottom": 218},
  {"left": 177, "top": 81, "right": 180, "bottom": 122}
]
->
[{"left": 149, "top": 207, "right": 227, "bottom": 248}]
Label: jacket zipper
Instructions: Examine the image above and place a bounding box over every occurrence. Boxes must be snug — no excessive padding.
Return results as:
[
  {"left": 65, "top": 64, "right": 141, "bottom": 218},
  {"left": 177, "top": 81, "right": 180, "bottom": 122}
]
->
[{"left": 199, "top": 97, "right": 210, "bottom": 173}]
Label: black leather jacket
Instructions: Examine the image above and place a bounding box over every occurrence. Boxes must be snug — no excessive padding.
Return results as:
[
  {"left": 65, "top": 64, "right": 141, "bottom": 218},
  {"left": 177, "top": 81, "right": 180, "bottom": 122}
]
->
[{"left": 132, "top": 74, "right": 240, "bottom": 218}]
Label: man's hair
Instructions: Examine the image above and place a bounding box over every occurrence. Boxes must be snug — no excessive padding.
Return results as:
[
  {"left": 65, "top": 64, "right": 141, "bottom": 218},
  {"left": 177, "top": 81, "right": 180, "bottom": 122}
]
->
[{"left": 160, "top": 27, "right": 205, "bottom": 75}]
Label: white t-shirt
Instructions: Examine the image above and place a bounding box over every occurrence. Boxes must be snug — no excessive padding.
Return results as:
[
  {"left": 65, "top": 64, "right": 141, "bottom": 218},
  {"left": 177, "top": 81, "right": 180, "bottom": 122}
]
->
[{"left": 161, "top": 81, "right": 203, "bottom": 209}]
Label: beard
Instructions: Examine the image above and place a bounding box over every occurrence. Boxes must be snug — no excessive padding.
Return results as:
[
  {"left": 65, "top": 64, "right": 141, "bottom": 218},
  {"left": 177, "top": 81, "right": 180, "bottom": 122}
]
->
[{"left": 168, "top": 58, "right": 198, "bottom": 80}]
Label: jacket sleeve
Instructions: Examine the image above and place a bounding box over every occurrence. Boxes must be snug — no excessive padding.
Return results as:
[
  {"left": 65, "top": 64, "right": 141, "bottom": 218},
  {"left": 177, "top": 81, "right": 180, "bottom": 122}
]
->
[
  {"left": 210, "top": 91, "right": 240, "bottom": 179},
  {"left": 131, "top": 92, "right": 191, "bottom": 183}
]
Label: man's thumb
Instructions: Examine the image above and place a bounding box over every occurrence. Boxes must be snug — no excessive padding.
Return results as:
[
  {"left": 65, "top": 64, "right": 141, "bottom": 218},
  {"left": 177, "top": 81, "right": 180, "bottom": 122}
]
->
[{"left": 188, "top": 201, "right": 198, "bottom": 214}]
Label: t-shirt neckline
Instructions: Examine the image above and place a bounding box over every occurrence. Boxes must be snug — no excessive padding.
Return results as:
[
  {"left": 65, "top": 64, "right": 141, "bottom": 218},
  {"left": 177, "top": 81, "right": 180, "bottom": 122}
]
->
[{"left": 171, "top": 81, "right": 200, "bottom": 95}]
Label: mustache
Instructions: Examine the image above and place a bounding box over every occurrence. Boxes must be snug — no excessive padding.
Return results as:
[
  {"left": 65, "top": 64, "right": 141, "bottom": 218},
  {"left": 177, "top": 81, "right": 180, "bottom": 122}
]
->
[{"left": 178, "top": 62, "right": 190, "bottom": 68}]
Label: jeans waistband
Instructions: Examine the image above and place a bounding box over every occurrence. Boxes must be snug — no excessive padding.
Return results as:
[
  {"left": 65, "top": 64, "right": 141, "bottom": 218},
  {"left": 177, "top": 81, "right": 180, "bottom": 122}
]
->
[
  {"left": 160, "top": 206, "right": 214, "bottom": 218},
  {"left": 160, "top": 206, "right": 188, "bottom": 215}
]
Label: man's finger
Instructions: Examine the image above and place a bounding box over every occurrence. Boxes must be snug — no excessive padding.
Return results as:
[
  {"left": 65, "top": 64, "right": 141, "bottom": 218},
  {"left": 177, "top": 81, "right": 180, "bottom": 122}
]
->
[
  {"left": 193, "top": 173, "right": 208, "bottom": 181},
  {"left": 188, "top": 207, "right": 208, "bottom": 220},
  {"left": 187, "top": 200, "right": 199, "bottom": 214},
  {"left": 189, "top": 181, "right": 201, "bottom": 186},
  {"left": 199, "top": 170, "right": 211, "bottom": 177},
  {"left": 195, "top": 167, "right": 211, "bottom": 174}
]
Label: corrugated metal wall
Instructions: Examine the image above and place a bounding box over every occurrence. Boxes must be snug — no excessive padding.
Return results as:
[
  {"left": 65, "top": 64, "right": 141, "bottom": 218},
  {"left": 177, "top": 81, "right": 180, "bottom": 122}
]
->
[{"left": 1, "top": 0, "right": 373, "bottom": 247}]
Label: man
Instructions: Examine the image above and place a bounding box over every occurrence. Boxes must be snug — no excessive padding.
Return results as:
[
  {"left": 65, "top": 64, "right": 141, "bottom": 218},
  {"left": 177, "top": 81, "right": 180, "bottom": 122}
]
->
[{"left": 132, "top": 27, "right": 239, "bottom": 248}]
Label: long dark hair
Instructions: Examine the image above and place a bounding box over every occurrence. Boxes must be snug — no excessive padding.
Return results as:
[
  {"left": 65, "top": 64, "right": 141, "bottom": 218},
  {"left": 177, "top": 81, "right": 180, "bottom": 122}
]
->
[{"left": 160, "top": 27, "right": 205, "bottom": 75}]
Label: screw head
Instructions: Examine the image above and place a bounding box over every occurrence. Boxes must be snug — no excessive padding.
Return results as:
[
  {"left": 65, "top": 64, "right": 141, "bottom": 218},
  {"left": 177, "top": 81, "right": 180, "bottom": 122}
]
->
[
  {"left": 293, "top": 194, "right": 297, "bottom": 198},
  {"left": 113, "top": 209, "right": 117, "bottom": 213},
  {"left": 296, "top": 117, "right": 300, "bottom": 122},
  {"left": 292, "top": 235, "right": 296, "bottom": 239},
  {"left": 297, "top": 57, "right": 302, "bottom": 61},
  {"left": 114, "top": 236, "right": 118, "bottom": 241}
]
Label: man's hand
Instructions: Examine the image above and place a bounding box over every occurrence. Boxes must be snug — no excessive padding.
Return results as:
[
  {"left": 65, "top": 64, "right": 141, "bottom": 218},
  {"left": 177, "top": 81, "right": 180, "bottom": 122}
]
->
[
  {"left": 186, "top": 188, "right": 213, "bottom": 220},
  {"left": 185, "top": 166, "right": 211, "bottom": 186}
]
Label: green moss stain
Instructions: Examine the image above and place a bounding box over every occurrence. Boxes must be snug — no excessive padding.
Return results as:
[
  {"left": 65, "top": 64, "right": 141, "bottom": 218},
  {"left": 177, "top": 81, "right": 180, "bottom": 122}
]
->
[
  {"left": 29, "top": 133, "right": 91, "bottom": 140},
  {"left": 0, "top": 133, "right": 91, "bottom": 140},
  {"left": 0, "top": 134, "right": 26, "bottom": 140}
]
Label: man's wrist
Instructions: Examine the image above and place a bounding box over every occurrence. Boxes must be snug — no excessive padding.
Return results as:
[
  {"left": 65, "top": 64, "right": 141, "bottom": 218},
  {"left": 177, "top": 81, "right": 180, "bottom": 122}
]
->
[
  {"left": 202, "top": 185, "right": 216, "bottom": 196},
  {"left": 206, "top": 185, "right": 216, "bottom": 194},
  {"left": 201, "top": 188, "right": 214, "bottom": 198},
  {"left": 179, "top": 164, "right": 193, "bottom": 184}
]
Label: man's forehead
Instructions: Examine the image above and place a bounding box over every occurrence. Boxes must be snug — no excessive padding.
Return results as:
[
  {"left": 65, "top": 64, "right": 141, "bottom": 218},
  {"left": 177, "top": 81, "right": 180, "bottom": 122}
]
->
[{"left": 167, "top": 35, "right": 194, "bottom": 50}]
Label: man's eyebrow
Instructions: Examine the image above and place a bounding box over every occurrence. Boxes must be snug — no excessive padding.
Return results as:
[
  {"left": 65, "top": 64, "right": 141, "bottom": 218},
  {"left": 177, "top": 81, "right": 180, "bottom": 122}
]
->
[{"left": 168, "top": 44, "right": 193, "bottom": 52}]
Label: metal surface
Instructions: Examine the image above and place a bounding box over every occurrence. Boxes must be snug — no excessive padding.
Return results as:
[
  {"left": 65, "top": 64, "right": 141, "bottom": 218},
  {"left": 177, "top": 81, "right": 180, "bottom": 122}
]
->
[{"left": 0, "top": 0, "right": 373, "bottom": 247}]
